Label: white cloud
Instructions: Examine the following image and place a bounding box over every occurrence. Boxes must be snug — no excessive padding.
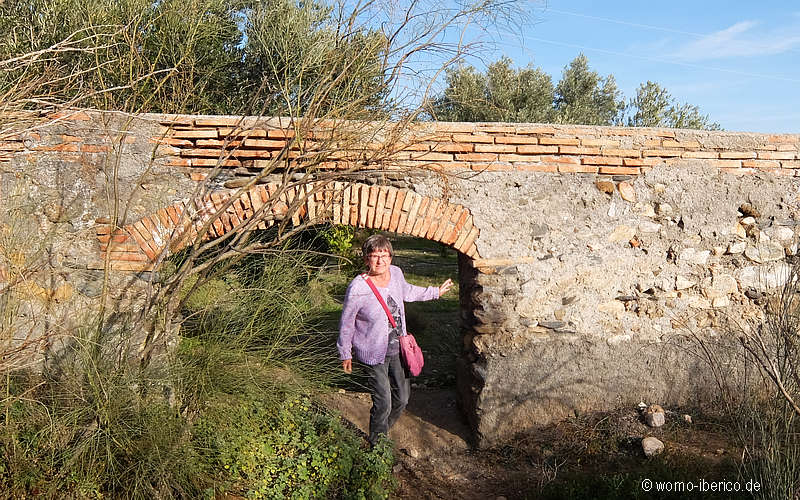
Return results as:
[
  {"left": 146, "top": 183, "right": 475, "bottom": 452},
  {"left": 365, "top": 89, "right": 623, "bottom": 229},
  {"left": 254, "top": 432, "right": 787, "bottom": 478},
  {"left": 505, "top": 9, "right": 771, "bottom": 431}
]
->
[{"left": 669, "top": 20, "right": 800, "bottom": 61}]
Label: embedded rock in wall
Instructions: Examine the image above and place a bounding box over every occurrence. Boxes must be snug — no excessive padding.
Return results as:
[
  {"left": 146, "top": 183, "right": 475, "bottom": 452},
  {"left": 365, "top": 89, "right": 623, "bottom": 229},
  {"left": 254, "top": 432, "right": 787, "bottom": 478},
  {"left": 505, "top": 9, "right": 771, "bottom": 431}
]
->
[{"left": 436, "top": 131, "right": 800, "bottom": 444}]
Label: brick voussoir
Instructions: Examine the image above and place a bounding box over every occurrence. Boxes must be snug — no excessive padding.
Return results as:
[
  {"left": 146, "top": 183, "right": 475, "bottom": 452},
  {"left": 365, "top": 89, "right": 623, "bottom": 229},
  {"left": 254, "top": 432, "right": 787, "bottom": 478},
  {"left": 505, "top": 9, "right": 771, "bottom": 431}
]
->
[
  {"left": 453, "top": 217, "right": 474, "bottom": 249},
  {"left": 389, "top": 190, "right": 406, "bottom": 232},
  {"left": 445, "top": 210, "right": 470, "bottom": 245},
  {"left": 457, "top": 226, "right": 480, "bottom": 255},
  {"left": 129, "top": 222, "right": 159, "bottom": 261}
]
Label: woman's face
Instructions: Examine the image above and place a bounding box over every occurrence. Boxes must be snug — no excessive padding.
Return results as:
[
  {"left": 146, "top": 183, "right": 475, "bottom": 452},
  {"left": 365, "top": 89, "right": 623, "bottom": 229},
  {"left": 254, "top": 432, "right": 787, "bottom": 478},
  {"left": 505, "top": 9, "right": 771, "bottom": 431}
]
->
[{"left": 364, "top": 248, "right": 392, "bottom": 275}]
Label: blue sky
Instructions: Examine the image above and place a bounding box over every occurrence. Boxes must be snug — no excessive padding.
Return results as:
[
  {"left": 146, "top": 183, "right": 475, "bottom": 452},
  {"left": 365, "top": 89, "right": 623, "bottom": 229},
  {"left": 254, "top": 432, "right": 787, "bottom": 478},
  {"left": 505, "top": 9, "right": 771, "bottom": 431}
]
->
[{"left": 455, "top": 0, "right": 800, "bottom": 132}]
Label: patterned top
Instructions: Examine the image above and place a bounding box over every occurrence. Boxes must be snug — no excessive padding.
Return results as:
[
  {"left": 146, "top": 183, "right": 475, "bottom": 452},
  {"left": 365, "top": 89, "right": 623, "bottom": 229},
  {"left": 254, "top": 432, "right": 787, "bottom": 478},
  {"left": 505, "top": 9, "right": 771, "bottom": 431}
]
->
[{"left": 337, "top": 265, "right": 439, "bottom": 365}]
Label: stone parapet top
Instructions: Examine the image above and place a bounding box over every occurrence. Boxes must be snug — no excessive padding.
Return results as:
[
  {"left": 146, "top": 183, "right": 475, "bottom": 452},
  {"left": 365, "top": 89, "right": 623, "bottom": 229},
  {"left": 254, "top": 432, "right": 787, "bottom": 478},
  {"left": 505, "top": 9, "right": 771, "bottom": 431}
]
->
[{"left": 3, "top": 110, "right": 799, "bottom": 177}]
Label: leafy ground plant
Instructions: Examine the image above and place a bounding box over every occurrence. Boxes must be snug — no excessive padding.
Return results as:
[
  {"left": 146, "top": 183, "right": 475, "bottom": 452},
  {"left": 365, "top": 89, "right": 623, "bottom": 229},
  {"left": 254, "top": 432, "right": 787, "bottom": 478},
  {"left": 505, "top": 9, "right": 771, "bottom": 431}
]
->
[{"left": 194, "top": 393, "right": 395, "bottom": 499}]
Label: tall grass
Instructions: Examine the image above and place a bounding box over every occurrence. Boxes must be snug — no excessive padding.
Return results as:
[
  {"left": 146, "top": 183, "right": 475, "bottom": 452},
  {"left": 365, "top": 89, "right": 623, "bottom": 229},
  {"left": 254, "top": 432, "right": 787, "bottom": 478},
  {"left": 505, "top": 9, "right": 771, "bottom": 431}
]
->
[{"left": 0, "top": 248, "right": 396, "bottom": 498}]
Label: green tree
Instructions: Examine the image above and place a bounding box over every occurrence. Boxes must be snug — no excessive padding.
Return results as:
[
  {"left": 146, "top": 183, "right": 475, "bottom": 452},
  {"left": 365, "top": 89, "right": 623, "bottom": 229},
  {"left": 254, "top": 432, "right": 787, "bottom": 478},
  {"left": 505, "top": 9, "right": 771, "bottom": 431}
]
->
[
  {"left": 233, "top": 0, "right": 388, "bottom": 117},
  {"left": 0, "top": 0, "right": 388, "bottom": 117},
  {"left": 432, "top": 57, "right": 555, "bottom": 122},
  {"left": 553, "top": 53, "right": 624, "bottom": 125},
  {"left": 626, "top": 80, "right": 720, "bottom": 130},
  {"left": 431, "top": 53, "right": 625, "bottom": 126},
  {"left": 0, "top": 0, "right": 244, "bottom": 115}
]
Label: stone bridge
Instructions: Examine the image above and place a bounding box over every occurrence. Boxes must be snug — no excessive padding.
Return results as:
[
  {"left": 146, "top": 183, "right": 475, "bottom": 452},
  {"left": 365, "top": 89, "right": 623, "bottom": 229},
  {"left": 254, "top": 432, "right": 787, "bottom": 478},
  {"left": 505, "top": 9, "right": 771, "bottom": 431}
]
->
[{"left": 3, "top": 110, "right": 800, "bottom": 445}]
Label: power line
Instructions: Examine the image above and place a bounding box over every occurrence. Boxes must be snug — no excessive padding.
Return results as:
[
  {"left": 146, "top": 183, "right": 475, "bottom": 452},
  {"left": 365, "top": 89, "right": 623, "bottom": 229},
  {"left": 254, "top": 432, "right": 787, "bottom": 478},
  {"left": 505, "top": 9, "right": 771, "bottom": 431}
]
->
[
  {"left": 540, "top": 7, "right": 800, "bottom": 55},
  {"left": 511, "top": 36, "right": 800, "bottom": 84},
  {"left": 542, "top": 8, "right": 717, "bottom": 38}
]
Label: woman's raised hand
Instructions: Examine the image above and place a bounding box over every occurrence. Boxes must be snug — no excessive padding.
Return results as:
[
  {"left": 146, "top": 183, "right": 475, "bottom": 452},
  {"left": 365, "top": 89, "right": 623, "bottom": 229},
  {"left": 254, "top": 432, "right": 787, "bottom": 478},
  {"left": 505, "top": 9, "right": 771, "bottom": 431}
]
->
[{"left": 439, "top": 278, "right": 453, "bottom": 297}]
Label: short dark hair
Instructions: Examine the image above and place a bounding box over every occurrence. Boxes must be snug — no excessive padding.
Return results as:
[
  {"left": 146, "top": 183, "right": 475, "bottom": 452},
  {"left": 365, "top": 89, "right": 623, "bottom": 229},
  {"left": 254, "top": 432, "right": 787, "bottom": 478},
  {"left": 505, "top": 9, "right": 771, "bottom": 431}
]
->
[{"left": 362, "top": 234, "right": 393, "bottom": 257}]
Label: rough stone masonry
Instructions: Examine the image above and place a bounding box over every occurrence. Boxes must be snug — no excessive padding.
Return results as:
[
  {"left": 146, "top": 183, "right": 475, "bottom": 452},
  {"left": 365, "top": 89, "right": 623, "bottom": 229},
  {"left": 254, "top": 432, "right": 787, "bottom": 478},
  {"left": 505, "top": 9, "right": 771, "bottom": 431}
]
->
[{"left": 2, "top": 110, "right": 799, "bottom": 446}]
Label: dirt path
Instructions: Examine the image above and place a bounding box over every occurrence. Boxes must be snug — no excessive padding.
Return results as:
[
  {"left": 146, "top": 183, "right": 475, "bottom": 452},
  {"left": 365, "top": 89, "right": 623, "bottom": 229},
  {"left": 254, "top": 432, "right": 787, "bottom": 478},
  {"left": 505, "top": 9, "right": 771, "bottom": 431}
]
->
[
  {"left": 324, "top": 387, "right": 744, "bottom": 500},
  {"left": 324, "top": 388, "right": 532, "bottom": 500}
]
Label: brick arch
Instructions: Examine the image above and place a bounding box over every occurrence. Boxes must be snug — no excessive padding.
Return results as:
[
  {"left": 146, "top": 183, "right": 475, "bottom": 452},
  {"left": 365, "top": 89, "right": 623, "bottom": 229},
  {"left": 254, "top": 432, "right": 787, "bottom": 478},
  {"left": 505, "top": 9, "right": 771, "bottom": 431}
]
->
[{"left": 97, "top": 182, "right": 481, "bottom": 270}]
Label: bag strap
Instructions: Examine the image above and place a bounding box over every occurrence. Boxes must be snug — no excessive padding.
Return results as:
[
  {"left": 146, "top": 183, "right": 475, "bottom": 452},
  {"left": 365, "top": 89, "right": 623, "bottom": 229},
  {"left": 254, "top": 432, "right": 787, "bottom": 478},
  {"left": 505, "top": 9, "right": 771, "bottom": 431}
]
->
[{"left": 361, "top": 273, "right": 397, "bottom": 328}]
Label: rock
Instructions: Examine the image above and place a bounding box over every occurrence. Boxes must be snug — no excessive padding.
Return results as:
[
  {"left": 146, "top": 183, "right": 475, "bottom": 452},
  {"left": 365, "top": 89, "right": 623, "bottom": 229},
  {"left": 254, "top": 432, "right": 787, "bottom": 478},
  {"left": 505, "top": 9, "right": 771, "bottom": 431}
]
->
[
  {"left": 75, "top": 274, "right": 105, "bottom": 298},
  {"left": 598, "top": 300, "right": 625, "bottom": 318},
  {"left": 739, "top": 203, "right": 761, "bottom": 218},
  {"left": 676, "top": 275, "right": 694, "bottom": 290},
  {"left": 530, "top": 223, "right": 549, "bottom": 238},
  {"left": 741, "top": 216, "right": 756, "bottom": 226},
  {"left": 712, "top": 296, "right": 730, "bottom": 308},
  {"left": 540, "top": 321, "right": 567, "bottom": 330},
  {"left": 402, "top": 447, "right": 420, "bottom": 459},
  {"left": 744, "top": 288, "right": 763, "bottom": 300},
  {"left": 596, "top": 180, "right": 615, "bottom": 194},
  {"left": 686, "top": 295, "right": 711, "bottom": 309},
  {"left": 712, "top": 246, "right": 725, "bottom": 256},
  {"left": 642, "top": 437, "right": 664, "bottom": 457},
  {"left": 726, "top": 241, "right": 746, "bottom": 254},
  {"left": 655, "top": 202, "right": 672, "bottom": 215},
  {"left": 733, "top": 222, "right": 747, "bottom": 238},
  {"left": 703, "top": 274, "right": 737, "bottom": 298},
  {"left": 587, "top": 241, "right": 603, "bottom": 251},
  {"left": 678, "top": 248, "right": 710, "bottom": 266},
  {"left": 554, "top": 308, "right": 566, "bottom": 321},
  {"left": 683, "top": 414, "right": 692, "bottom": 424},
  {"left": 765, "top": 226, "right": 794, "bottom": 243},
  {"left": 634, "top": 203, "right": 656, "bottom": 217},
  {"left": 744, "top": 242, "right": 785, "bottom": 263},
  {"left": 618, "top": 181, "right": 636, "bottom": 202},
  {"left": 51, "top": 283, "right": 73, "bottom": 303},
  {"left": 607, "top": 334, "right": 632, "bottom": 346},
  {"left": 645, "top": 412, "right": 665, "bottom": 427},
  {"left": 644, "top": 404, "right": 666, "bottom": 427},
  {"left": 608, "top": 225, "right": 636, "bottom": 243},
  {"left": 737, "top": 263, "right": 791, "bottom": 290},
  {"left": 562, "top": 295, "right": 577, "bottom": 306},
  {"left": 638, "top": 221, "right": 661, "bottom": 233}
]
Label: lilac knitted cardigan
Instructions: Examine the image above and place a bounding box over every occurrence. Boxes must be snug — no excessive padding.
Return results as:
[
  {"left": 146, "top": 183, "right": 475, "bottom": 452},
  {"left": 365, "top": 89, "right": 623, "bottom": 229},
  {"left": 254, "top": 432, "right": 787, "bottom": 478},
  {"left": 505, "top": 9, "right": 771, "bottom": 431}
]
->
[{"left": 337, "top": 265, "right": 439, "bottom": 365}]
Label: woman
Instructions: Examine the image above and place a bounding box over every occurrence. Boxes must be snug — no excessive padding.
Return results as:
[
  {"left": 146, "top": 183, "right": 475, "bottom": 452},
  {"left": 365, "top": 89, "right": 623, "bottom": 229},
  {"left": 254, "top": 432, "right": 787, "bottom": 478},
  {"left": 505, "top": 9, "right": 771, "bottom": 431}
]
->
[{"left": 337, "top": 234, "right": 453, "bottom": 445}]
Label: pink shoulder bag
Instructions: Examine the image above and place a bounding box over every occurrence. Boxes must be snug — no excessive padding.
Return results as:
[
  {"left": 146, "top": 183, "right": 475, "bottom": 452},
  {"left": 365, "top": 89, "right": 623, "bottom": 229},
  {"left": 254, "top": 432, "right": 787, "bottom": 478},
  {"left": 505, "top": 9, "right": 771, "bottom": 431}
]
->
[{"left": 362, "top": 274, "right": 424, "bottom": 376}]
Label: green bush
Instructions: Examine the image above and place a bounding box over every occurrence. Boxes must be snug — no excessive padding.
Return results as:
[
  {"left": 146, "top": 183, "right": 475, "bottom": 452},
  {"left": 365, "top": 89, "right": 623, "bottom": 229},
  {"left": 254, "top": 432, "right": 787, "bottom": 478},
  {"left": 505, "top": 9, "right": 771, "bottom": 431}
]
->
[
  {"left": 195, "top": 393, "right": 395, "bottom": 499},
  {"left": 321, "top": 225, "right": 358, "bottom": 268}
]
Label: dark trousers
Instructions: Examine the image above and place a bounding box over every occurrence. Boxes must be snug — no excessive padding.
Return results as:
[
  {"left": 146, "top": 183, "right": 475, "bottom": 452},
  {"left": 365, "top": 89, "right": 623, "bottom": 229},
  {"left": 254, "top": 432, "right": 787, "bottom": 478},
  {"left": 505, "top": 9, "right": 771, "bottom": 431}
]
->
[{"left": 363, "top": 354, "right": 410, "bottom": 445}]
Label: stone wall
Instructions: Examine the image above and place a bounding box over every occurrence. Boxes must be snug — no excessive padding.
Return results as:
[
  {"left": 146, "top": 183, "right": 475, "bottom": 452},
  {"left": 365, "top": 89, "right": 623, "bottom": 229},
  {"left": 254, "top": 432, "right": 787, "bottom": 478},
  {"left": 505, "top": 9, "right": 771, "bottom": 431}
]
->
[{"left": 2, "top": 111, "right": 799, "bottom": 445}]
